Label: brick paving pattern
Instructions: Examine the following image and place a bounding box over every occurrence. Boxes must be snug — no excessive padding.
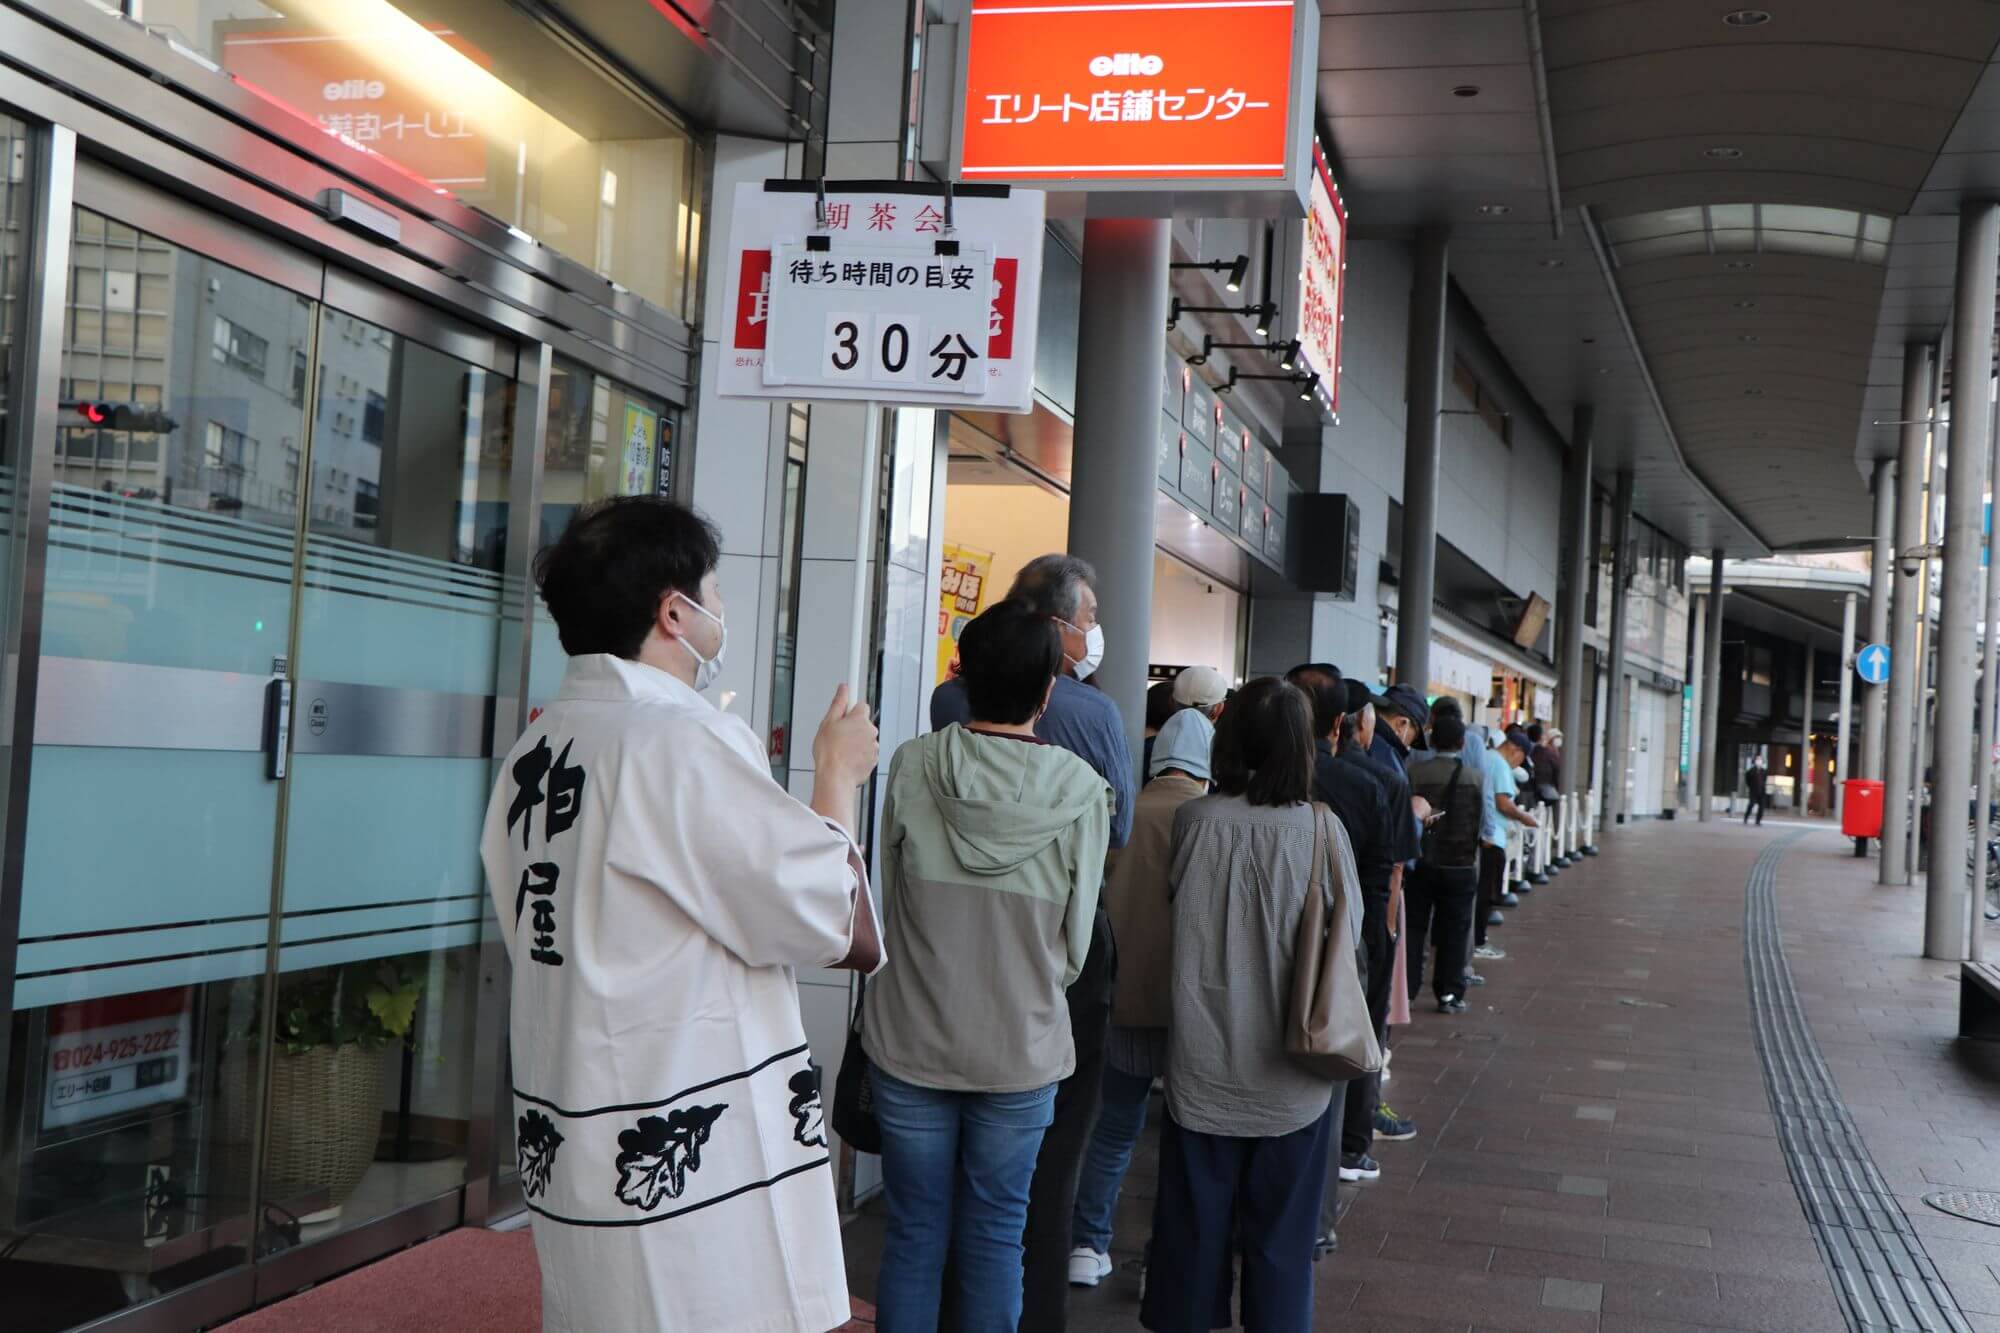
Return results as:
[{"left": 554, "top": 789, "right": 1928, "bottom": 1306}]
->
[{"left": 842, "top": 815, "right": 2000, "bottom": 1330}]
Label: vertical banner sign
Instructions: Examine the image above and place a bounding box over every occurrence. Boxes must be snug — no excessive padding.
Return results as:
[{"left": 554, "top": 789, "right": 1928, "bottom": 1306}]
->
[
  {"left": 1680, "top": 686, "right": 1693, "bottom": 774},
  {"left": 719, "top": 183, "right": 1045, "bottom": 412},
  {"left": 953, "top": 0, "right": 1317, "bottom": 211},
  {"left": 936, "top": 544, "right": 996, "bottom": 683},
  {"left": 1291, "top": 140, "right": 1348, "bottom": 413}
]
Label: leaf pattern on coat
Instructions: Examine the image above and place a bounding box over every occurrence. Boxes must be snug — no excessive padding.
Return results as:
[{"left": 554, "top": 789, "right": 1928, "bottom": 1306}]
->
[
  {"left": 788, "top": 1067, "right": 825, "bottom": 1148},
  {"left": 613, "top": 1103, "right": 727, "bottom": 1211},
  {"left": 517, "top": 1109, "right": 564, "bottom": 1199}
]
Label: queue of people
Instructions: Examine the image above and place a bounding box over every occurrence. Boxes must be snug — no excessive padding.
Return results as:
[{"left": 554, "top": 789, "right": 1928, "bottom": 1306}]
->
[{"left": 484, "top": 497, "right": 1565, "bottom": 1333}]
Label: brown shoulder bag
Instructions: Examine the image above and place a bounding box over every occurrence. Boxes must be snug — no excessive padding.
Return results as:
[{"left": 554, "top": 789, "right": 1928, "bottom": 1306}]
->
[{"left": 1285, "top": 801, "right": 1383, "bottom": 1081}]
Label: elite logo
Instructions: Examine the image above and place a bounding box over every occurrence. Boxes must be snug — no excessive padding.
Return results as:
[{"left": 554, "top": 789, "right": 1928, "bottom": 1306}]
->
[{"left": 1087, "top": 53, "right": 1164, "bottom": 77}]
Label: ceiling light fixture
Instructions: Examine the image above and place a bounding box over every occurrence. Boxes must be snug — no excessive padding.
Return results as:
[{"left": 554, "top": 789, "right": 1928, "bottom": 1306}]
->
[
  {"left": 1170, "top": 254, "right": 1251, "bottom": 293},
  {"left": 1452, "top": 84, "right": 1481, "bottom": 98},
  {"left": 1739, "top": 334, "right": 1760, "bottom": 343},
  {"left": 1745, "top": 387, "right": 1765, "bottom": 396},
  {"left": 1724, "top": 8, "right": 1772, "bottom": 26},
  {"left": 1704, "top": 146, "right": 1744, "bottom": 160},
  {"left": 1725, "top": 259, "right": 1756, "bottom": 270},
  {"left": 1476, "top": 203, "right": 1511, "bottom": 216},
  {"left": 1538, "top": 258, "right": 1565, "bottom": 269},
  {"left": 1734, "top": 299, "right": 1757, "bottom": 309}
]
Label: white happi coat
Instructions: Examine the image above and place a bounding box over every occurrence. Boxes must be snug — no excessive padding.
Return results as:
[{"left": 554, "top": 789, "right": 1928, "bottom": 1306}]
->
[{"left": 479, "top": 653, "right": 876, "bottom": 1333}]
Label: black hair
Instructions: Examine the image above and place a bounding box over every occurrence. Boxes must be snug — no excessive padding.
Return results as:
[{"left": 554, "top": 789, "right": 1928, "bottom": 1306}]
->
[
  {"left": 1211, "top": 676, "right": 1314, "bottom": 807},
  {"left": 957, "top": 599, "right": 1063, "bottom": 725},
  {"left": 1430, "top": 711, "right": 1468, "bottom": 752},
  {"left": 1284, "top": 662, "right": 1344, "bottom": 740},
  {"left": 533, "top": 497, "right": 721, "bottom": 658},
  {"left": 1430, "top": 697, "right": 1464, "bottom": 723},
  {"left": 1526, "top": 723, "right": 1544, "bottom": 743},
  {"left": 1146, "top": 679, "right": 1182, "bottom": 732}
]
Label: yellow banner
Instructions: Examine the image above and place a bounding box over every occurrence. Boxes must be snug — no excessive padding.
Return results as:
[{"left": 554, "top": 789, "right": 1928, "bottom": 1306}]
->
[{"left": 935, "top": 543, "right": 995, "bottom": 684}]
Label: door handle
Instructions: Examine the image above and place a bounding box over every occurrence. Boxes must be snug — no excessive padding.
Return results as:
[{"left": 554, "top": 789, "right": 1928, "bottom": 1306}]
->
[{"left": 264, "top": 678, "right": 293, "bottom": 780}]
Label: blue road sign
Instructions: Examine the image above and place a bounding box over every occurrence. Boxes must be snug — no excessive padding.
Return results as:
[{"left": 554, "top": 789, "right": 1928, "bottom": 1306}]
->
[{"left": 1855, "top": 643, "right": 1891, "bottom": 685}]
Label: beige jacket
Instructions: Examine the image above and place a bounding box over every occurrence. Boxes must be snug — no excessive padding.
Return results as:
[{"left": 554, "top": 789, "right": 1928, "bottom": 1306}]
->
[{"left": 1106, "top": 772, "right": 1208, "bottom": 1028}]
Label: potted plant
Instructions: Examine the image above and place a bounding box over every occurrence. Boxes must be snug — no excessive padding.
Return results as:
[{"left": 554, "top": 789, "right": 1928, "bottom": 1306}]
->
[{"left": 226, "top": 957, "right": 426, "bottom": 1225}]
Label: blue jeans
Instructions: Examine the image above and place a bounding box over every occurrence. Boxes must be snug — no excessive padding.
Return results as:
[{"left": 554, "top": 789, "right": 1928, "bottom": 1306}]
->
[
  {"left": 872, "top": 1066, "right": 1056, "bottom": 1333},
  {"left": 1070, "top": 1062, "right": 1154, "bottom": 1254}
]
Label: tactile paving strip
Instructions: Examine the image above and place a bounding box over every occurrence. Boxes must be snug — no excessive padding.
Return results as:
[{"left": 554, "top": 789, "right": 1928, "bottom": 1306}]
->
[{"left": 1745, "top": 832, "right": 1973, "bottom": 1331}]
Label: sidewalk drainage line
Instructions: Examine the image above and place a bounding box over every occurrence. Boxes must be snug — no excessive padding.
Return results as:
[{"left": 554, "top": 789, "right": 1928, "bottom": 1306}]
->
[{"left": 1744, "top": 831, "right": 1972, "bottom": 1332}]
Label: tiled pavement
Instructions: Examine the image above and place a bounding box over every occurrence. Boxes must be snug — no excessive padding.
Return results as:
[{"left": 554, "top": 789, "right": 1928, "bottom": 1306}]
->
[{"left": 841, "top": 814, "right": 2000, "bottom": 1331}]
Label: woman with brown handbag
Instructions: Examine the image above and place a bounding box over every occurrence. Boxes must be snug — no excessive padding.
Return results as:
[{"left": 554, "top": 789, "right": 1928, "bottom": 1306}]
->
[{"left": 1140, "top": 677, "right": 1366, "bottom": 1333}]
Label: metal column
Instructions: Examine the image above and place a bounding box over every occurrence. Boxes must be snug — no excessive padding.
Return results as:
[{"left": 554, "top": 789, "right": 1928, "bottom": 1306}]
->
[
  {"left": 1067, "top": 218, "right": 1169, "bottom": 775},
  {"left": 1603, "top": 471, "right": 1636, "bottom": 826},
  {"left": 1698, "top": 552, "right": 1725, "bottom": 823},
  {"left": 1689, "top": 594, "right": 1706, "bottom": 816},
  {"left": 1862, "top": 459, "right": 1893, "bottom": 779},
  {"left": 1883, "top": 345, "right": 1934, "bottom": 886},
  {"left": 1836, "top": 592, "right": 1856, "bottom": 825},
  {"left": 1396, "top": 227, "right": 1449, "bottom": 689},
  {"left": 1557, "top": 405, "right": 1594, "bottom": 795},
  {"left": 1929, "top": 201, "right": 1998, "bottom": 960},
  {"left": 1801, "top": 640, "right": 1817, "bottom": 815}
]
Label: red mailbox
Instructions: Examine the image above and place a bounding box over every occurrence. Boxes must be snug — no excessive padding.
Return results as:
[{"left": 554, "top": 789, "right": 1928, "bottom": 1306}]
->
[{"left": 1842, "top": 780, "right": 1884, "bottom": 839}]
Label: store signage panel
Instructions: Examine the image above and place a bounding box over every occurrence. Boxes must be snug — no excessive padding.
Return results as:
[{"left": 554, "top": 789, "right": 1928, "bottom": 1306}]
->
[
  {"left": 1180, "top": 437, "right": 1215, "bottom": 514},
  {"left": 1264, "top": 499, "right": 1286, "bottom": 562},
  {"left": 1290, "top": 141, "right": 1347, "bottom": 413},
  {"left": 1159, "top": 418, "right": 1180, "bottom": 485},
  {"left": 953, "top": 0, "right": 1317, "bottom": 206},
  {"left": 1216, "top": 412, "right": 1242, "bottom": 478},
  {"left": 1183, "top": 375, "right": 1217, "bottom": 448},
  {"left": 1164, "top": 352, "right": 1185, "bottom": 421},
  {"left": 720, "top": 182, "right": 1046, "bottom": 412},
  {"left": 1214, "top": 475, "right": 1241, "bottom": 530}
]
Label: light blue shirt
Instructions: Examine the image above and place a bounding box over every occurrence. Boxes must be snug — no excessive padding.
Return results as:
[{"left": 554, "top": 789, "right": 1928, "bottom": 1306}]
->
[{"left": 1477, "top": 744, "right": 1518, "bottom": 849}]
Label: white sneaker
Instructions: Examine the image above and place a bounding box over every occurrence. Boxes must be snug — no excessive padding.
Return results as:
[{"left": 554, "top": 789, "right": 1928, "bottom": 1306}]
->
[
  {"left": 1381, "top": 1045, "right": 1393, "bottom": 1083},
  {"left": 1068, "top": 1246, "right": 1112, "bottom": 1287}
]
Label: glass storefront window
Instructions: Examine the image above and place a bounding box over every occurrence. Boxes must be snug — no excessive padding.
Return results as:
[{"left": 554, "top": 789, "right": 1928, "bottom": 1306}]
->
[{"left": 140, "top": 0, "right": 702, "bottom": 318}]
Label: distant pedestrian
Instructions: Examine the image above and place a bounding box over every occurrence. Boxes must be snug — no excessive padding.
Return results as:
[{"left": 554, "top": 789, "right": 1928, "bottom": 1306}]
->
[
  {"left": 1403, "top": 708, "right": 1489, "bottom": 1014},
  {"left": 1744, "top": 755, "right": 1768, "bottom": 826}
]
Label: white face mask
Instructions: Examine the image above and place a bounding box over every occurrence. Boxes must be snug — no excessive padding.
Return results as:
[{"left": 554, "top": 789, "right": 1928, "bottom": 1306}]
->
[
  {"left": 1058, "top": 617, "right": 1105, "bottom": 680},
  {"left": 671, "top": 591, "right": 726, "bottom": 691}
]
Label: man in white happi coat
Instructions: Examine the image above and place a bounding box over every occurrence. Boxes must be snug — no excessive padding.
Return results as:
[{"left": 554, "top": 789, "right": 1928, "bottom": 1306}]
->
[{"left": 481, "top": 497, "right": 881, "bottom": 1332}]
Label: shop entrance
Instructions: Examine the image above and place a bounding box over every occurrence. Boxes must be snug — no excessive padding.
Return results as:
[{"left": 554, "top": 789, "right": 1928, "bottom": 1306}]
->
[
  {"left": 937, "top": 444, "right": 1247, "bottom": 694},
  {"left": 3, "top": 159, "right": 677, "bottom": 1332}
]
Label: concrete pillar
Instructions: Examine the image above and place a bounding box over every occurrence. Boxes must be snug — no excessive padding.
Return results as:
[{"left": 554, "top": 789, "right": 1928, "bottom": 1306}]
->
[
  {"left": 1556, "top": 405, "right": 1595, "bottom": 795},
  {"left": 1067, "top": 218, "right": 1169, "bottom": 776},
  {"left": 1929, "top": 201, "right": 1998, "bottom": 960},
  {"left": 1689, "top": 594, "right": 1706, "bottom": 816},
  {"left": 1801, "top": 639, "right": 1816, "bottom": 815},
  {"left": 1836, "top": 592, "right": 1856, "bottom": 824},
  {"left": 1698, "top": 553, "right": 1725, "bottom": 823},
  {"left": 1862, "top": 459, "right": 1894, "bottom": 779},
  {"left": 1396, "top": 227, "right": 1449, "bottom": 690},
  {"left": 1883, "top": 345, "right": 1934, "bottom": 886},
  {"left": 1603, "top": 471, "right": 1636, "bottom": 826}
]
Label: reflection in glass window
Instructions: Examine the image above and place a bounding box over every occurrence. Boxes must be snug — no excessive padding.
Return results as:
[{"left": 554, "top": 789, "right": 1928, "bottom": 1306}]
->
[
  {"left": 541, "top": 358, "right": 675, "bottom": 545},
  {"left": 137, "top": 0, "right": 703, "bottom": 317}
]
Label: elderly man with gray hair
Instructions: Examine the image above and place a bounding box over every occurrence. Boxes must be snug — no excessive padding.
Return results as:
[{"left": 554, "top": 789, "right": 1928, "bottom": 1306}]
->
[{"left": 930, "top": 553, "right": 1133, "bottom": 1332}]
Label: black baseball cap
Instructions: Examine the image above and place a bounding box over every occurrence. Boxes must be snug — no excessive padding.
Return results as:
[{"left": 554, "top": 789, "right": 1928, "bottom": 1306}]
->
[{"left": 1377, "top": 683, "right": 1431, "bottom": 730}]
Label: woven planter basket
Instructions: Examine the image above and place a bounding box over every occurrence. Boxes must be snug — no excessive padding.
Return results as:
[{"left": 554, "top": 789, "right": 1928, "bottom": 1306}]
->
[{"left": 223, "top": 1044, "right": 386, "bottom": 1215}]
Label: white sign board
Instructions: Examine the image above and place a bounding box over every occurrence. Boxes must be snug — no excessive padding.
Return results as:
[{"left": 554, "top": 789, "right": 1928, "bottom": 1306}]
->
[
  {"left": 763, "top": 244, "right": 993, "bottom": 396},
  {"left": 719, "top": 182, "right": 1045, "bottom": 412},
  {"left": 1290, "top": 140, "right": 1346, "bottom": 417},
  {"left": 43, "top": 988, "right": 192, "bottom": 1130}
]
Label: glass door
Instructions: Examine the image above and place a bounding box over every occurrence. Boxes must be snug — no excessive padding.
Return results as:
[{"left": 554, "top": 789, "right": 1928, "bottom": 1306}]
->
[
  {"left": 2, "top": 178, "right": 521, "bottom": 1330},
  {"left": 7, "top": 200, "right": 314, "bottom": 1331},
  {"left": 260, "top": 295, "right": 514, "bottom": 1251}
]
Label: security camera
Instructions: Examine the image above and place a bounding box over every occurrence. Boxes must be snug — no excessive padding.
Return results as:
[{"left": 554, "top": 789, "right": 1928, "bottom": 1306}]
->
[{"left": 1900, "top": 555, "right": 1922, "bottom": 578}]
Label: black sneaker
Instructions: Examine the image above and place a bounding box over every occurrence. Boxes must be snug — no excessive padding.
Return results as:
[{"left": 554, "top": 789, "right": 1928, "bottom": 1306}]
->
[
  {"left": 1373, "top": 1104, "right": 1418, "bottom": 1140},
  {"left": 1438, "top": 995, "right": 1469, "bottom": 1014},
  {"left": 1338, "top": 1152, "right": 1381, "bottom": 1182},
  {"left": 1465, "top": 972, "right": 1485, "bottom": 987},
  {"left": 1314, "top": 1230, "right": 1338, "bottom": 1258}
]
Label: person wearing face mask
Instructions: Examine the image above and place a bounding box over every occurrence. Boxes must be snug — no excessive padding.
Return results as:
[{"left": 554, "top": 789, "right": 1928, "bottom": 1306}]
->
[
  {"left": 868, "top": 600, "right": 1112, "bottom": 1332},
  {"left": 929, "top": 553, "right": 1133, "bottom": 1333},
  {"left": 479, "top": 497, "right": 882, "bottom": 1333}
]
